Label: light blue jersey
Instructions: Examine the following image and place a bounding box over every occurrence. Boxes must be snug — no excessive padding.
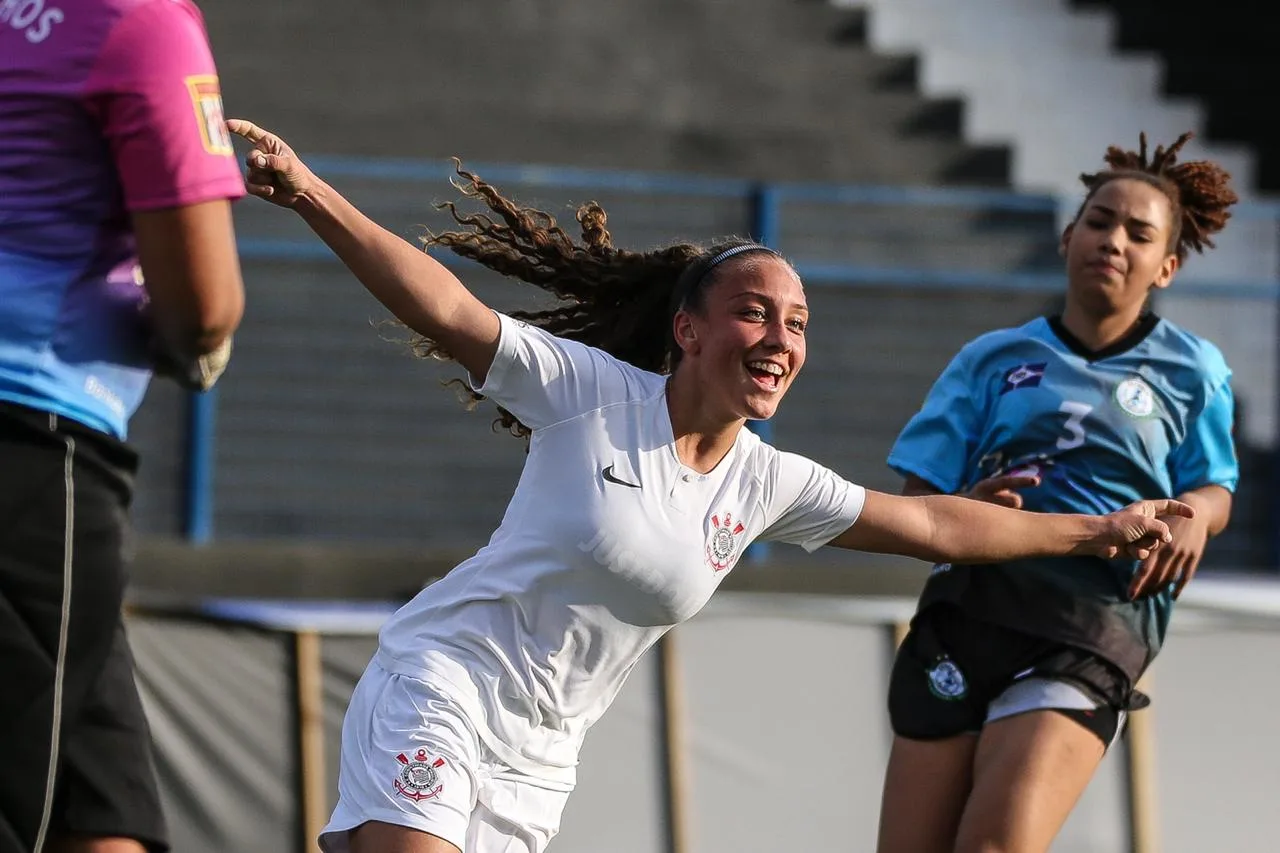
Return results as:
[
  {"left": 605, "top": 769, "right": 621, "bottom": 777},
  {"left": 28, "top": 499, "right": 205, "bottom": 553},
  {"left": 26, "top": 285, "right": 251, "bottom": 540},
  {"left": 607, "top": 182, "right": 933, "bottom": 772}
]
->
[
  {"left": 889, "top": 314, "right": 1237, "bottom": 513},
  {"left": 887, "top": 314, "right": 1237, "bottom": 679}
]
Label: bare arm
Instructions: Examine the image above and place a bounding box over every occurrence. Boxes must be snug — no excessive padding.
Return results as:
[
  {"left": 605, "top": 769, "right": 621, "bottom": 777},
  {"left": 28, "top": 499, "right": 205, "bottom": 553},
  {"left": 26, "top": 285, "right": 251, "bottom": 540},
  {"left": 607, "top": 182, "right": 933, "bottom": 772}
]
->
[
  {"left": 133, "top": 199, "right": 243, "bottom": 359},
  {"left": 1133, "top": 483, "right": 1233, "bottom": 599},
  {"left": 227, "top": 120, "right": 500, "bottom": 384},
  {"left": 1178, "top": 484, "right": 1232, "bottom": 537},
  {"left": 904, "top": 472, "right": 1231, "bottom": 598},
  {"left": 828, "top": 490, "right": 1192, "bottom": 568},
  {"left": 294, "top": 181, "right": 500, "bottom": 381}
]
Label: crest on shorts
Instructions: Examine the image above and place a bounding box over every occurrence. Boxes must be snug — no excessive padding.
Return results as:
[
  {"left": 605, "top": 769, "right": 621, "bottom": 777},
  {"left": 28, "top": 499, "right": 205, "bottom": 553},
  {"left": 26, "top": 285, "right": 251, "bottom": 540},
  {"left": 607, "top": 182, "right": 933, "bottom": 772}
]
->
[
  {"left": 184, "top": 75, "right": 234, "bottom": 156},
  {"left": 927, "top": 659, "right": 968, "bottom": 700},
  {"left": 1114, "top": 376, "right": 1156, "bottom": 418},
  {"left": 394, "top": 749, "right": 445, "bottom": 802},
  {"left": 705, "top": 511, "right": 746, "bottom": 572}
]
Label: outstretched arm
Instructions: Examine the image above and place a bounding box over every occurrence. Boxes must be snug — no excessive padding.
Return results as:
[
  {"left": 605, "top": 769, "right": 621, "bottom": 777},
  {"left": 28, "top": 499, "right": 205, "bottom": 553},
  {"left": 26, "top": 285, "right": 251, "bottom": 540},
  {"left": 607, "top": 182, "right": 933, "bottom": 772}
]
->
[
  {"left": 227, "top": 120, "right": 501, "bottom": 383},
  {"left": 828, "top": 490, "right": 1193, "bottom": 596},
  {"left": 901, "top": 472, "right": 1224, "bottom": 599}
]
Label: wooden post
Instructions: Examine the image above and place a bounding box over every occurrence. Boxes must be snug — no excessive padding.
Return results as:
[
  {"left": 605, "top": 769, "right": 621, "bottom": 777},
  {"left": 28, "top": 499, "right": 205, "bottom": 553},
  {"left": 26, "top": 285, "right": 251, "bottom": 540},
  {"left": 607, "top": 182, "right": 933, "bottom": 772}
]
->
[
  {"left": 1126, "top": 672, "right": 1160, "bottom": 853},
  {"left": 657, "top": 632, "right": 691, "bottom": 853},
  {"left": 295, "top": 630, "right": 326, "bottom": 853}
]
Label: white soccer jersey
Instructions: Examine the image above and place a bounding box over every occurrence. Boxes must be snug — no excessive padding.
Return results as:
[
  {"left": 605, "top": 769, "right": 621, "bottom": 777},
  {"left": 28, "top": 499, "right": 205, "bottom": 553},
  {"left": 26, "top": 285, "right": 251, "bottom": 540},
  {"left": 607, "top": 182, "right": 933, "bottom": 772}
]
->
[{"left": 375, "top": 313, "right": 866, "bottom": 782}]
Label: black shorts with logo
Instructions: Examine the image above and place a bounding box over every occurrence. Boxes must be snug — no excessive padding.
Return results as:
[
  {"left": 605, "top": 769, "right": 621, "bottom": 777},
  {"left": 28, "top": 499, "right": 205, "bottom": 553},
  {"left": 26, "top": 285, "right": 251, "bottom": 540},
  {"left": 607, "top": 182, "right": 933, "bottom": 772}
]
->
[
  {"left": 888, "top": 602, "right": 1145, "bottom": 746},
  {"left": 0, "top": 403, "right": 167, "bottom": 853}
]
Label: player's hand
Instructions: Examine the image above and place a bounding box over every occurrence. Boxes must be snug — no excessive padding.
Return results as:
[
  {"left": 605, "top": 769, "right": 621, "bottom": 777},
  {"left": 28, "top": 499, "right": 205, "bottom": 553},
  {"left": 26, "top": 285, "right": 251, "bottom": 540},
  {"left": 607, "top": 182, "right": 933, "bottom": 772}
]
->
[
  {"left": 1131, "top": 512, "right": 1211, "bottom": 601},
  {"left": 150, "top": 334, "right": 232, "bottom": 391},
  {"left": 1087, "top": 499, "right": 1195, "bottom": 584},
  {"left": 226, "top": 119, "right": 318, "bottom": 208},
  {"left": 963, "top": 472, "right": 1041, "bottom": 509}
]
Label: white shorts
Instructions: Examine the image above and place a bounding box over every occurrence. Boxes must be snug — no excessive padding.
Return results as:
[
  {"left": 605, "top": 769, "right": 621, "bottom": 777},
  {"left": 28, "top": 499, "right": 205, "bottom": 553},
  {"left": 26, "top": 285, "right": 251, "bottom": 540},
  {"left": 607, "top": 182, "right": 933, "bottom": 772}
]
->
[
  {"left": 320, "top": 661, "right": 574, "bottom": 853},
  {"left": 987, "top": 676, "right": 1128, "bottom": 750}
]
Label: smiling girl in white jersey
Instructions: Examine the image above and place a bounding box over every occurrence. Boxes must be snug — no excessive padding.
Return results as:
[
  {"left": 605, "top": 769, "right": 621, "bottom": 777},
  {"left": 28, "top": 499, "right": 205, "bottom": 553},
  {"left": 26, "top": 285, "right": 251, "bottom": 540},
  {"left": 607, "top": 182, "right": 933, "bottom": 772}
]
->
[{"left": 229, "top": 120, "right": 1194, "bottom": 853}]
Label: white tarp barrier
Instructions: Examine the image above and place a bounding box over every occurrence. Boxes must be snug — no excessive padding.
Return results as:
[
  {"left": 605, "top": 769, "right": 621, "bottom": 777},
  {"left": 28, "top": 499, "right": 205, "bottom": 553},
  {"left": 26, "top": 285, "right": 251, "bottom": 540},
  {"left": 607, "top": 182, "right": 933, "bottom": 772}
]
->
[{"left": 127, "top": 580, "right": 1280, "bottom": 852}]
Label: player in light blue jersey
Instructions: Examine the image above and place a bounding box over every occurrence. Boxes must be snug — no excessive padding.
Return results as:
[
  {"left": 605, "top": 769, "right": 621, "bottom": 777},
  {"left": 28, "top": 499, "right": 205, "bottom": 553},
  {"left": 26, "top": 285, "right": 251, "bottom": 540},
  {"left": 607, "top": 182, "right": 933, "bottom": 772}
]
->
[{"left": 876, "top": 133, "right": 1241, "bottom": 853}]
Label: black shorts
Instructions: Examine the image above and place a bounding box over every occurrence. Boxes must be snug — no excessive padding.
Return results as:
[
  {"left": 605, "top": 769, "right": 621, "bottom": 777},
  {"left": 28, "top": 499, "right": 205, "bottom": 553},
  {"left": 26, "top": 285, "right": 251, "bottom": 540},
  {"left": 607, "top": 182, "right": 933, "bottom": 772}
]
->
[
  {"left": 888, "top": 603, "right": 1144, "bottom": 749},
  {"left": 0, "top": 403, "right": 166, "bottom": 853}
]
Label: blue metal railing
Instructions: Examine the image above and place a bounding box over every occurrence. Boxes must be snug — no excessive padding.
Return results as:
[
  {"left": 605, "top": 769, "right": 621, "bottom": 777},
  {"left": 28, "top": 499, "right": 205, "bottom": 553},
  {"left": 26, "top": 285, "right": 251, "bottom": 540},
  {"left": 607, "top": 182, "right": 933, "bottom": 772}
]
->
[
  {"left": 184, "top": 389, "right": 218, "bottom": 544},
  {"left": 184, "top": 155, "right": 1280, "bottom": 544},
  {"left": 234, "top": 154, "right": 1280, "bottom": 298}
]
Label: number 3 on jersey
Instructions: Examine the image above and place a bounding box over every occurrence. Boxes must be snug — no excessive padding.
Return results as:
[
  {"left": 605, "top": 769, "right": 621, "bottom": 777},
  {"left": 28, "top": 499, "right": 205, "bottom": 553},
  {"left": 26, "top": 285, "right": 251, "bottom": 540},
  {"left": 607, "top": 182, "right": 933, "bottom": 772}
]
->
[{"left": 1056, "top": 401, "right": 1093, "bottom": 450}]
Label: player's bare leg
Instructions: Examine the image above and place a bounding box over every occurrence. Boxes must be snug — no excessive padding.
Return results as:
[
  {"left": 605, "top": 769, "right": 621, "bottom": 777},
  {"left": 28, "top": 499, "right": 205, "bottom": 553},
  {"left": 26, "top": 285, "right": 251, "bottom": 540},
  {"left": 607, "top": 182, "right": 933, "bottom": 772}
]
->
[
  {"left": 350, "top": 820, "right": 462, "bottom": 853},
  {"left": 954, "top": 710, "right": 1104, "bottom": 853},
  {"left": 876, "top": 733, "right": 977, "bottom": 853}
]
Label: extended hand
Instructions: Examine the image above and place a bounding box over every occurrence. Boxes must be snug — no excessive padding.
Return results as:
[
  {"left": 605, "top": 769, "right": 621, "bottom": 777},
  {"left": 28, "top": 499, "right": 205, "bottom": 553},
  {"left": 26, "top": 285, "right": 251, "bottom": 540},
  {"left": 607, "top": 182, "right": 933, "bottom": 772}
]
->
[
  {"left": 1091, "top": 499, "right": 1196, "bottom": 584},
  {"left": 1130, "top": 512, "right": 1212, "bottom": 600},
  {"left": 150, "top": 335, "right": 232, "bottom": 391},
  {"left": 965, "top": 472, "right": 1041, "bottom": 509},
  {"left": 226, "top": 119, "right": 318, "bottom": 208}
]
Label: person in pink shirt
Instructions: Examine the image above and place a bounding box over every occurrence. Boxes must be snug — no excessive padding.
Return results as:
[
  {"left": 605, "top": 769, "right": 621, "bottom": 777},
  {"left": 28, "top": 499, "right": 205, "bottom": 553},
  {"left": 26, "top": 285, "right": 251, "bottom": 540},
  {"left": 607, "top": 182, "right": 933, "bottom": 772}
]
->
[{"left": 0, "top": 1, "right": 244, "bottom": 850}]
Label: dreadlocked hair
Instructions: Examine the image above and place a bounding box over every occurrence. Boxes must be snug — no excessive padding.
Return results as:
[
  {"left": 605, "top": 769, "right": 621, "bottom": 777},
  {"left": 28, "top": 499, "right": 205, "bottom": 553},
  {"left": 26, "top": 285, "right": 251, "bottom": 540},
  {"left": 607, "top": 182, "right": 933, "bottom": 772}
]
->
[
  {"left": 1076, "top": 131, "right": 1238, "bottom": 262},
  {"left": 410, "top": 160, "right": 779, "bottom": 439}
]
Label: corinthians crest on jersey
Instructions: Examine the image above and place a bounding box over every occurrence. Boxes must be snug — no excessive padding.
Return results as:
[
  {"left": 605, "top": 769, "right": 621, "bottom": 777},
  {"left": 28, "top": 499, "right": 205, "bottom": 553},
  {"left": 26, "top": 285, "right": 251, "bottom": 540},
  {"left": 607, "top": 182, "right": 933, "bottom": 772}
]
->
[
  {"left": 705, "top": 511, "right": 746, "bottom": 572},
  {"left": 394, "top": 749, "right": 446, "bottom": 802}
]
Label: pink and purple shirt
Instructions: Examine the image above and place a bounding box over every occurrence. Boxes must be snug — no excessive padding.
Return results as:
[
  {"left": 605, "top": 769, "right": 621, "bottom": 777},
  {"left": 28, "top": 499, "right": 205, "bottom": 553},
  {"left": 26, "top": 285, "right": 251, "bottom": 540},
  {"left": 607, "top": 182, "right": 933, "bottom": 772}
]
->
[{"left": 0, "top": 0, "right": 244, "bottom": 438}]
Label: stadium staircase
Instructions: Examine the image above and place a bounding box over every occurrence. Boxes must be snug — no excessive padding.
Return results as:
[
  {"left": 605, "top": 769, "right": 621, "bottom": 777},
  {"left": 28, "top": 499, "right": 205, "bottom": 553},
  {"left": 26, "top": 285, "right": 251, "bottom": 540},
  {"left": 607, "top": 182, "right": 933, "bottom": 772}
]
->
[
  {"left": 205, "top": 0, "right": 1011, "bottom": 186},
  {"left": 1072, "top": 0, "right": 1280, "bottom": 193},
  {"left": 835, "top": 0, "right": 1278, "bottom": 452}
]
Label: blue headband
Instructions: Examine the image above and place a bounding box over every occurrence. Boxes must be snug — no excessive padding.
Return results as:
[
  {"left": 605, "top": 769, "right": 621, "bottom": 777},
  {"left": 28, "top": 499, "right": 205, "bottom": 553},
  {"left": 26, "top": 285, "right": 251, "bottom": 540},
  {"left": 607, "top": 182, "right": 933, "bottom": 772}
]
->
[
  {"left": 702, "top": 243, "right": 777, "bottom": 270},
  {"left": 672, "top": 243, "right": 780, "bottom": 313}
]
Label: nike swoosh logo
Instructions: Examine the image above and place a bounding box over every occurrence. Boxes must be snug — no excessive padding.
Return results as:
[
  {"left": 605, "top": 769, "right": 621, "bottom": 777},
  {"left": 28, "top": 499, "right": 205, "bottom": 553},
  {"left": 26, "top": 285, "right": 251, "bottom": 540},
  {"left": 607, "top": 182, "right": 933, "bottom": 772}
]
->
[{"left": 602, "top": 464, "right": 641, "bottom": 489}]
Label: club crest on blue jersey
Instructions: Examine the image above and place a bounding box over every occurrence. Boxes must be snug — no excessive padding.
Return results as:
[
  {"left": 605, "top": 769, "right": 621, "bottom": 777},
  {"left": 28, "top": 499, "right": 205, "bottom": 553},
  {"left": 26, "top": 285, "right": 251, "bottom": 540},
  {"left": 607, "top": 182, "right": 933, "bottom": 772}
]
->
[
  {"left": 999, "top": 362, "right": 1047, "bottom": 395},
  {"left": 1114, "top": 376, "right": 1157, "bottom": 418}
]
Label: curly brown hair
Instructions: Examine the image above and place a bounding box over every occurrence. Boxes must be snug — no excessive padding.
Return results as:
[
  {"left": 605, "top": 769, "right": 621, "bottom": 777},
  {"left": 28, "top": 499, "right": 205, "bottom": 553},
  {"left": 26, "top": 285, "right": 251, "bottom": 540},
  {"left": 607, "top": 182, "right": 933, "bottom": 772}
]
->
[
  {"left": 412, "top": 161, "right": 784, "bottom": 438},
  {"left": 1075, "top": 131, "right": 1238, "bottom": 262}
]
